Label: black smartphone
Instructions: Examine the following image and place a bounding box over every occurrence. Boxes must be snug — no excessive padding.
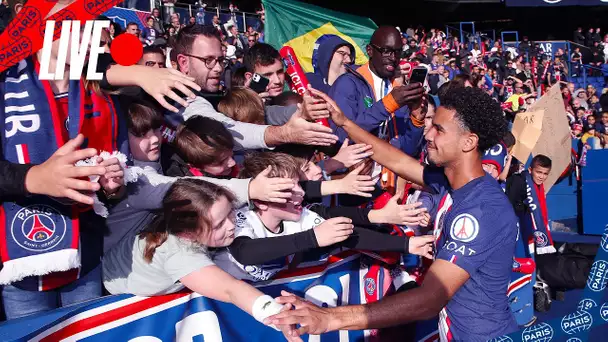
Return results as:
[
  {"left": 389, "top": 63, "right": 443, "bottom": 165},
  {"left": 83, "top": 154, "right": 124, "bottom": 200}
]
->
[
  {"left": 250, "top": 73, "right": 270, "bottom": 94},
  {"left": 410, "top": 67, "right": 428, "bottom": 85}
]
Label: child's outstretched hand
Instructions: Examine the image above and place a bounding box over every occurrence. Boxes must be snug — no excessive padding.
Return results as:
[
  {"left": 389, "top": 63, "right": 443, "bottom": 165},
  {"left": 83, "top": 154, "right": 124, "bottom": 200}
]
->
[
  {"left": 249, "top": 166, "right": 296, "bottom": 203},
  {"left": 372, "top": 194, "right": 428, "bottom": 225},
  {"left": 419, "top": 212, "right": 431, "bottom": 227},
  {"left": 326, "top": 138, "right": 373, "bottom": 172},
  {"left": 336, "top": 163, "right": 377, "bottom": 198},
  {"left": 313, "top": 217, "right": 354, "bottom": 247},
  {"left": 408, "top": 235, "right": 435, "bottom": 259}
]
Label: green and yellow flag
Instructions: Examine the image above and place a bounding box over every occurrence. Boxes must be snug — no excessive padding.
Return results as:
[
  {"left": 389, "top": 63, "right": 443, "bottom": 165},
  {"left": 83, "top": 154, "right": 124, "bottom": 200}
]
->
[{"left": 262, "top": 0, "right": 377, "bottom": 73}]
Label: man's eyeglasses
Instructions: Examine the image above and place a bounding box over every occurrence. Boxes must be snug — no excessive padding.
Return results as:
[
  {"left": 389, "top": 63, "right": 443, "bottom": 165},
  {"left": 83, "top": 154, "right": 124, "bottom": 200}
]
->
[
  {"left": 182, "top": 53, "right": 228, "bottom": 69},
  {"left": 248, "top": 39, "right": 256, "bottom": 43},
  {"left": 369, "top": 43, "right": 400, "bottom": 57},
  {"left": 335, "top": 50, "right": 352, "bottom": 61}
]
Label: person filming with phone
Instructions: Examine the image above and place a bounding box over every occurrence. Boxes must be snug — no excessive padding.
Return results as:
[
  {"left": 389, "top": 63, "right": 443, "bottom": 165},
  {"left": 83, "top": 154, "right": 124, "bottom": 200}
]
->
[{"left": 327, "top": 26, "right": 429, "bottom": 196}]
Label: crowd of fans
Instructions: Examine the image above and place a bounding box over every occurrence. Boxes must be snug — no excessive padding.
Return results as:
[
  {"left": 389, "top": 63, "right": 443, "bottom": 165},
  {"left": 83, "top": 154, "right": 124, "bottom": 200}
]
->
[{"left": 0, "top": 0, "right": 607, "bottom": 341}]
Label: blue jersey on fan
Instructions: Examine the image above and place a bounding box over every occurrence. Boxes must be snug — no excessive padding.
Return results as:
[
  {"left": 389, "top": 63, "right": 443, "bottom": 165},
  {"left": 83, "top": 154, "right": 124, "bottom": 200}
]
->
[{"left": 423, "top": 167, "right": 519, "bottom": 341}]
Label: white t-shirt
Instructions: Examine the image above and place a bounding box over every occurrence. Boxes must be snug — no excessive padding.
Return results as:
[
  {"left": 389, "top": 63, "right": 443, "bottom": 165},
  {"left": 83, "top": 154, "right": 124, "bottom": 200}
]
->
[
  {"left": 103, "top": 233, "right": 214, "bottom": 296},
  {"left": 214, "top": 209, "right": 324, "bottom": 282}
]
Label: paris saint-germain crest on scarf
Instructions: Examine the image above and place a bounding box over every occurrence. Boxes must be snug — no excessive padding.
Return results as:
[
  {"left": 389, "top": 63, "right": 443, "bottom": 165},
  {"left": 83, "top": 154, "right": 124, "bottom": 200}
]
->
[{"left": 11, "top": 204, "right": 67, "bottom": 252}]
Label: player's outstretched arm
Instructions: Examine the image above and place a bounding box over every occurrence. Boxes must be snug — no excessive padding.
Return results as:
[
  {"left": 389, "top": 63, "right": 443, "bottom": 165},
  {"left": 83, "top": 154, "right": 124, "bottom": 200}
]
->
[
  {"left": 307, "top": 87, "right": 426, "bottom": 187},
  {"left": 267, "top": 260, "right": 469, "bottom": 335}
]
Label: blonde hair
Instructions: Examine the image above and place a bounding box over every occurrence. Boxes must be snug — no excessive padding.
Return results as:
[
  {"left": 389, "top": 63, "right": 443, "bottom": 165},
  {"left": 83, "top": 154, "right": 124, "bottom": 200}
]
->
[{"left": 218, "top": 87, "right": 265, "bottom": 124}]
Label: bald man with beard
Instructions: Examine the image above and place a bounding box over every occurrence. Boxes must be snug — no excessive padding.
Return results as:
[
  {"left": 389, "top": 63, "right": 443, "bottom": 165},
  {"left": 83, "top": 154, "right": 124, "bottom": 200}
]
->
[{"left": 327, "top": 26, "right": 427, "bottom": 197}]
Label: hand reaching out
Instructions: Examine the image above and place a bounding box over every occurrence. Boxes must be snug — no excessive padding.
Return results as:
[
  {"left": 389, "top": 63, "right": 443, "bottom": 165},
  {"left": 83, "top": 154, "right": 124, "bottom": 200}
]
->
[
  {"left": 336, "top": 163, "right": 377, "bottom": 198},
  {"left": 408, "top": 235, "right": 435, "bottom": 259},
  {"left": 372, "top": 194, "right": 428, "bottom": 225},
  {"left": 97, "top": 157, "right": 124, "bottom": 196},
  {"left": 313, "top": 217, "right": 354, "bottom": 247},
  {"left": 325, "top": 138, "right": 373, "bottom": 173},
  {"left": 135, "top": 67, "right": 201, "bottom": 113}
]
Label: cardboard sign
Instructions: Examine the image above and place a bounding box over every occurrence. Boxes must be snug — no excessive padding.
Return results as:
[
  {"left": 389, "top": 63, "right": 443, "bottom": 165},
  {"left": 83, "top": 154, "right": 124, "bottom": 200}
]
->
[
  {"left": 528, "top": 83, "right": 572, "bottom": 193},
  {"left": 511, "top": 110, "right": 544, "bottom": 167}
]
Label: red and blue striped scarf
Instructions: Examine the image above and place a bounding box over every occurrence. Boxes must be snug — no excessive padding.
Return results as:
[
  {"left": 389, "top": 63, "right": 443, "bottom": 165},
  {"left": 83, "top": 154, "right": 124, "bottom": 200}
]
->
[
  {"left": 523, "top": 171, "right": 556, "bottom": 255},
  {"left": 0, "top": 57, "right": 123, "bottom": 290}
]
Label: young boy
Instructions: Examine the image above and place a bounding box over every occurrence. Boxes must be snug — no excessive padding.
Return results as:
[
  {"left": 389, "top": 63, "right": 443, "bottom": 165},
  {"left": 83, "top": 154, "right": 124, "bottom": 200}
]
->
[
  {"left": 215, "top": 152, "right": 434, "bottom": 283},
  {"left": 105, "top": 103, "right": 284, "bottom": 253},
  {"left": 505, "top": 155, "right": 595, "bottom": 311}
]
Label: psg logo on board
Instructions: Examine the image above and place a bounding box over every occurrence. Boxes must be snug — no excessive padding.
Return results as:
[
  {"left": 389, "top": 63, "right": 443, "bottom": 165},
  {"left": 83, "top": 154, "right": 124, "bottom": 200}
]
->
[{"left": 10, "top": 205, "right": 67, "bottom": 252}]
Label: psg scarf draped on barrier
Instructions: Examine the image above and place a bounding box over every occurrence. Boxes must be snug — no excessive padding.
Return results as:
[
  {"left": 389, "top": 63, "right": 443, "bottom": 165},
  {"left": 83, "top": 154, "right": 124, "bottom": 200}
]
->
[
  {"left": 523, "top": 171, "right": 557, "bottom": 255},
  {"left": 0, "top": 251, "right": 440, "bottom": 342},
  {"left": 0, "top": 58, "right": 120, "bottom": 289}
]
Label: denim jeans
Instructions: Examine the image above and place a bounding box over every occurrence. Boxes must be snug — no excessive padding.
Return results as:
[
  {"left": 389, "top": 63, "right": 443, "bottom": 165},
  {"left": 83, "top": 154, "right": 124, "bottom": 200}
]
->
[{"left": 1, "top": 266, "right": 102, "bottom": 320}]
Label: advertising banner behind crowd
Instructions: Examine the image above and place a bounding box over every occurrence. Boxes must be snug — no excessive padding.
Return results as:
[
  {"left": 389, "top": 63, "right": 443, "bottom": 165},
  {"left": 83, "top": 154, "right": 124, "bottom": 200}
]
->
[
  {"left": 103, "top": 7, "right": 151, "bottom": 30},
  {"left": 0, "top": 253, "right": 440, "bottom": 342},
  {"left": 262, "top": 0, "right": 376, "bottom": 74}
]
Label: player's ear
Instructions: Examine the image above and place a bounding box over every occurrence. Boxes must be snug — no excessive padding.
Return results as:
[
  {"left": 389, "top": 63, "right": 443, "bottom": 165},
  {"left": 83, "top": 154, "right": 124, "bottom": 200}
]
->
[
  {"left": 462, "top": 132, "right": 478, "bottom": 153},
  {"left": 244, "top": 72, "right": 253, "bottom": 82}
]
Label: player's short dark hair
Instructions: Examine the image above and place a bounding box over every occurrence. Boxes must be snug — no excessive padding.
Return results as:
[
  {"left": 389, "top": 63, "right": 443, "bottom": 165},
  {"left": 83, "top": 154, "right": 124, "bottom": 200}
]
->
[
  {"left": 440, "top": 87, "right": 507, "bottom": 152},
  {"left": 171, "top": 24, "right": 221, "bottom": 56},
  {"left": 503, "top": 131, "right": 516, "bottom": 149},
  {"left": 531, "top": 154, "right": 552, "bottom": 170},
  {"left": 127, "top": 22, "right": 139, "bottom": 28},
  {"left": 244, "top": 43, "right": 281, "bottom": 73}
]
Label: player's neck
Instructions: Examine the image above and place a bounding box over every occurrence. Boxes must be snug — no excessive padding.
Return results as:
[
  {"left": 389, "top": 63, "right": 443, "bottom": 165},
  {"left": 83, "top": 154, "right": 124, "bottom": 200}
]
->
[
  {"left": 255, "top": 211, "right": 282, "bottom": 234},
  {"left": 444, "top": 157, "right": 486, "bottom": 190}
]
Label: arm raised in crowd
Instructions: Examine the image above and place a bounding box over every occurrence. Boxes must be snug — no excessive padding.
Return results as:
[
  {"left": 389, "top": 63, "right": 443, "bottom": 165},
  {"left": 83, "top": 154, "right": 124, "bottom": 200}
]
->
[
  {"left": 106, "top": 65, "right": 338, "bottom": 149},
  {"left": 309, "top": 86, "right": 427, "bottom": 187}
]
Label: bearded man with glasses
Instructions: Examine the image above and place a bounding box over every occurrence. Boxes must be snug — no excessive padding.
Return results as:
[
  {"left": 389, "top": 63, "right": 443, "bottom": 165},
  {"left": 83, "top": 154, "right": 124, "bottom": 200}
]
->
[{"left": 167, "top": 25, "right": 339, "bottom": 152}]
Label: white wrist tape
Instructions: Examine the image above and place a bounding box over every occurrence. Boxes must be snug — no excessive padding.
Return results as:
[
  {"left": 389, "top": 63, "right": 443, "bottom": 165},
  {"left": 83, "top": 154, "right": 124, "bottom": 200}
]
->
[{"left": 252, "top": 295, "right": 284, "bottom": 330}]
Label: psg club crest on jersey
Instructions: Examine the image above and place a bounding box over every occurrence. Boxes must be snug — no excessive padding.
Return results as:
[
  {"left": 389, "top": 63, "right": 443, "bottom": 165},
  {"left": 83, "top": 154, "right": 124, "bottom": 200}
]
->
[
  {"left": 364, "top": 277, "right": 376, "bottom": 296},
  {"left": 10, "top": 205, "right": 67, "bottom": 252},
  {"left": 449, "top": 214, "right": 479, "bottom": 243}
]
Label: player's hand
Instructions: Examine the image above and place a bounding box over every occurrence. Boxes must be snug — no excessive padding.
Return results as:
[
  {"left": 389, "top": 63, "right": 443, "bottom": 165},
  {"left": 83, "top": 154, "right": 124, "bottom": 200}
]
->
[
  {"left": 336, "top": 163, "right": 377, "bottom": 198},
  {"left": 301, "top": 89, "right": 331, "bottom": 122},
  {"left": 276, "top": 303, "right": 303, "bottom": 342},
  {"left": 249, "top": 166, "right": 296, "bottom": 203},
  {"left": 313, "top": 217, "right": 354, "bottom": 247},
  {"left": 25, "top": 134, "right": 105, "bottom": 205},
  {"left": 266, "top": 291, "right": 334, "bottom": 336},
  {"left": 408, "top": 235, "right": 435, "bottom": 259},
  {"left": 307, "top": 86, "right": 348, "bottom": 127}
]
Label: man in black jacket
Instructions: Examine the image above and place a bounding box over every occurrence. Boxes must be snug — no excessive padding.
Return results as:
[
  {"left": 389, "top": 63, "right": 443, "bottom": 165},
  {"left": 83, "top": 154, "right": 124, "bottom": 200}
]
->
[{"left": 573, "top": 27, "right": 585, "bottom": 46}]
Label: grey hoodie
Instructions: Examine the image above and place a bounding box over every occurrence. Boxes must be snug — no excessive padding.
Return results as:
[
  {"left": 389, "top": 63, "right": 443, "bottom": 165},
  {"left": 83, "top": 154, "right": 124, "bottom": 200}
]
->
[{"left": 104, "top": 159, "right": 250, "bottom": 253}]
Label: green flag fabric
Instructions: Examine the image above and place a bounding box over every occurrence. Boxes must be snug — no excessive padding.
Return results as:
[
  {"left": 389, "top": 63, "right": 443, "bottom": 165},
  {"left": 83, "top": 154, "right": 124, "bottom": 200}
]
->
[{"left": 262, "top": 0, "right": 378, "bottom": 73}]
